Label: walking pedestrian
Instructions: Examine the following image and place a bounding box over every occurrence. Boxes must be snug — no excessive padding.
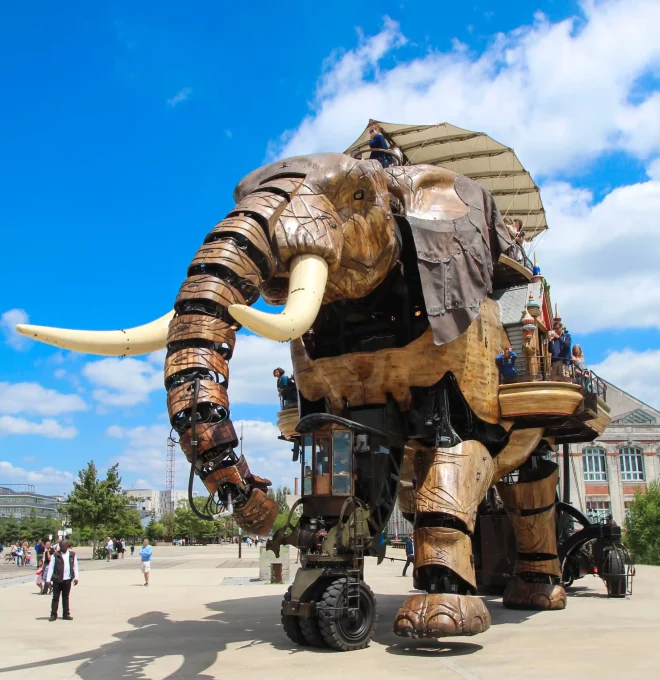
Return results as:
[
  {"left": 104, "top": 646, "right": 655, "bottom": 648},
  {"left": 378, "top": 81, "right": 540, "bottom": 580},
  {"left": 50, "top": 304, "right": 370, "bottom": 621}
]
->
[
  {"left": 139, "top": 539, "right": 152, "bottom": 586},
  {"left": 45, "top": 540, "right": 79, "bottom": 621},
  {"left": 15, "top": 543, "right": 23, "bottom": 567},
  {"left": 35, "top": 559, "right": 44, "bottom": 592},
  {"left": 402, "top": 533, "right": 415, "bottom": 576},
  {"left": 120, "top": 538, "right": 126, "bottom": 559},
  {"left": 105, "top": 537, "right": 113, "bottom": 562},
  {"left": 42, "top": 541, "right": 54, "bottom": 594},
  {"left": 36, "top": 540, "right": 45, "bottom": 568},
  {"left": 22, "top": 540, "right": 29, "bottom": 567},
  {"left": 130, "top": 538, "right": 135, "bottom": 557}
]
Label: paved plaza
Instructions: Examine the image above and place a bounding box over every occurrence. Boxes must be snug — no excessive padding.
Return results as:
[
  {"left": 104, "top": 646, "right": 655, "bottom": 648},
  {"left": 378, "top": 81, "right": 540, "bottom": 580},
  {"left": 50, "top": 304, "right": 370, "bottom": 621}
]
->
[{"left": 0, "top": 544, "right": 658, "bottom": 679}]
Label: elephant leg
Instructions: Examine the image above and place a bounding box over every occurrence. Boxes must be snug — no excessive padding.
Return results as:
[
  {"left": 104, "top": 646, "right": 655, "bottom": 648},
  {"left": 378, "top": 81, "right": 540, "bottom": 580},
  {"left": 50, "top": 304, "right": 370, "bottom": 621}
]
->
[
  {"left": 497, "top": 458, "right": 567, "bottom": 610},
  {"left": 393, "top": 440, "right": 494, "bottom": 638}
]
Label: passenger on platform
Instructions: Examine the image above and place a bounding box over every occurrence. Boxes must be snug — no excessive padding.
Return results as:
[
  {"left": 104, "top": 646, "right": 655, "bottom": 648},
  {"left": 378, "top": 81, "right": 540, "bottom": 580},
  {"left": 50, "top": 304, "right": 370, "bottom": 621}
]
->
[
  {"left": 368, "top": 124, "right": 391, "bottom": 168},
  {"left": 572, "top": 344, "right": 587, "bottom": 371},
  {"left": 495, "top": 347, "right": 518, "bottom": 382},
  {"left": 549, "top": 320, "right": 572, "bottom": 377}
]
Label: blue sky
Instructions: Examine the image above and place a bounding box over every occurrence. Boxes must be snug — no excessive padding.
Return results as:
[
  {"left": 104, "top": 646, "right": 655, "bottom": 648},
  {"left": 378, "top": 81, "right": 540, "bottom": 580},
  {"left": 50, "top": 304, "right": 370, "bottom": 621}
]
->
[{"left": 2, "top": 0, "right": 660, "bottom": 495}]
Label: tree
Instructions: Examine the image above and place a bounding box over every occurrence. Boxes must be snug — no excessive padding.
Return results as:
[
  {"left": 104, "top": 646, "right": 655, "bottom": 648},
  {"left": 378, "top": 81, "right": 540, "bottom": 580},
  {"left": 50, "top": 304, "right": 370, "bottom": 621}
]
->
[
  {"left": 0, "top": 517, "right": 21, "bottom": 544},
  {"left": 109, "top": 508, "right": 143, "bottom": 540},
  {"left": 172, "top": 497, "right": 227, "bottom": 544},
  {"left": 268, "top": 486, "right": 292, "bottom": 514},
  {"left": 625, "top": 480, "right": 660, "bottom": 565},
  {"left": 64, "top": 462, "right": 128, "bottom": 558},
  {"left": 146, "top": 520, "right": 167, "bottom": 542}
]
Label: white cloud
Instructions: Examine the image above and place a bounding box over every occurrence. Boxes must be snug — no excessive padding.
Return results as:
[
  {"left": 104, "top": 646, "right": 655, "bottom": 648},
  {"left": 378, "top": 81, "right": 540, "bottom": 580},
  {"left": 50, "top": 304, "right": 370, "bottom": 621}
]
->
[
  {"left": 591, "top": 349, "right": 660, "bottom": 410},
  {"left": 228, "top": 333, "right": 292, "bottom": 405},
  {"left": 273, "top": 2, "right": 660, "bottom": 175},
  {"left": 0, "top": 416, "right": 78, "bottom": 439},
  {"left": 82, "top": 355, "right": 164, "bottom": 407},
  {"left": 0, "top": 382, "right": 88, "bottom": 416},
  {"left": 1, "top": 308, "right": 30, "bottom": 351},
  {"left": 167, "top": 87, "right": 192, "bottom": 107},
  {"left": 535, "top": 177, "right": 660, "bottom": 333},
  {"left": 647, "top": 157, "right": 660, "bottom": 180},
  {"left": 0, "top": 460, "right": 74, "bottom": 494},
  {"left": 106, "top": 418, "right": 296, "bottom": 490}
]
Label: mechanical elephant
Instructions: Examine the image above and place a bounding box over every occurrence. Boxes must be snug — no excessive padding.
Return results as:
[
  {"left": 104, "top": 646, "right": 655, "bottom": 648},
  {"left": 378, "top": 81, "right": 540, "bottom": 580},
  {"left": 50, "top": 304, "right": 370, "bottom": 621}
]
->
[{"left": 18, "top": 152, "right": 566, "bottom": 640}]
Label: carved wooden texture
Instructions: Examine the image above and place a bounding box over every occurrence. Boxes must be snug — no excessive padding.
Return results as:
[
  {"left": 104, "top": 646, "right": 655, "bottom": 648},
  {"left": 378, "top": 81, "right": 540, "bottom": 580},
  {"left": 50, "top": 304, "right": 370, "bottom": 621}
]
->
[
  {"left": 386, "top": 165, "right": 470, "bottom": 221},
  {"left": 498, "top": 464, "right": 561, "bottom": 577},
  {"left": 587, "top": 399, "right": 611, "bottom": 435},
  {"left": 201, "top": 454, "right": 250, "bottom": 493},
  {"left": 167, "top": 380, "right": 229, "bottom": 420},
  {"left": 276, "top": 407, "right": 299, "bottom": 440},
  {"left": 231, "top": 190, "right": 292, "bottom": 235},
  {"left": 232, "top": 488, "right": 279, "bottom": 536},
  {"left": 179, "top": 420, "right": 238, "bottom": 458},
  {"left": 175, "top": 275, "right": 247, "bottom": 312},
  {"left": 292, "top": 298, "right": 509, "bottom": 423},
  {"left": 497, "top": 463, "right": 559, "bottom": 511},
  {"left": 397, "top": 442, "right": 418, "bottom": 518},
  {"left": 414, "top": 526, "right": 476, "bottom": 589},
  {"left": 415, "top": 440, "right": 494, "bottom": 533},
  {"left": 165, "top": 347, "right": 229, "bottom": 387},
  {"left": 189, "top": 241, "right": 262, "bottom": 290},
  {"left": 205, "top": 214, "right": 275, "bottom": 275},
  {"left": 499, "top": 382, "right": 584, "bottom": 418},
  {"left": 503, "top": 576, "right": 566, "bottom": 610},
  {"left": 492, "top": 427, "right": 544, "bottom": 484},
  {"left": 168, "top": 315, "right": 236, "bottom": 354},
  {"left": 393, "top": 593, "right": 491, "bottom": 638}
]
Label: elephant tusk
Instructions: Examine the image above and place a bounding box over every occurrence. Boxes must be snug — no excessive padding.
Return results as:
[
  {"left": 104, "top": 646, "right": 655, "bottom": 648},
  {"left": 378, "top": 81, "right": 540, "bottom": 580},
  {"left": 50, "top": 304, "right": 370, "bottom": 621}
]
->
[
  {"left": 15, "top": 311, "right": 174, "bottom": 357},
  {"left": 229, "top": 254, "right": 328, "bottom": 342}
]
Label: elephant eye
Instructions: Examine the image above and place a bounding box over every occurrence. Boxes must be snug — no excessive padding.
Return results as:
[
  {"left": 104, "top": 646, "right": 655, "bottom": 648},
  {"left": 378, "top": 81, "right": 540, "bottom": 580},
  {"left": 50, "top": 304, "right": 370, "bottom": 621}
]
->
[{"left": 353, "top": 189, "right": 365, "bottom": 200}]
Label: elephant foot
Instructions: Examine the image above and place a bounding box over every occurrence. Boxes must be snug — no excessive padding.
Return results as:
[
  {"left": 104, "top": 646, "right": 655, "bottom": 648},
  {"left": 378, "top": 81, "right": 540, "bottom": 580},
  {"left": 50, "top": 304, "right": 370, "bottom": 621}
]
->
[
  {"left": 503, "top": 576, "right": 566, "bottom": 610},
  {"left": 393, "top": 593, "right": 491, "bottom": 639}
]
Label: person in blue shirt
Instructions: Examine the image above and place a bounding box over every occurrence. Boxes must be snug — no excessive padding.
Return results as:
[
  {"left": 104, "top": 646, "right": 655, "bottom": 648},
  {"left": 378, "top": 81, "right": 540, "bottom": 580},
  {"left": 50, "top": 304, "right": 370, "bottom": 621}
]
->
[
  {"left": 402, "top": 534, "right": 414, "bottom": 576},
  {"left": 549, "top": 320, "right": 571, "bottom": 377},
  {"left": 139, "top": 539, "right": 152, "bottom": 587},
  {"left": 368, "top": 124, "right": 391, "bottom": 168},
  {"left": 496, "top": 347, "right": 518, "bottom": 381}
]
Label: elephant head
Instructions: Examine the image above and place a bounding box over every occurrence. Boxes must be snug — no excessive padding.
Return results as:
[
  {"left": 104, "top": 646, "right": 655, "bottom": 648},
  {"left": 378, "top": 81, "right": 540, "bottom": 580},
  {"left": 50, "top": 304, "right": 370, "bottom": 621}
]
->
[{"left": 16, "top": 152, "right": 509, "bottom": 534}]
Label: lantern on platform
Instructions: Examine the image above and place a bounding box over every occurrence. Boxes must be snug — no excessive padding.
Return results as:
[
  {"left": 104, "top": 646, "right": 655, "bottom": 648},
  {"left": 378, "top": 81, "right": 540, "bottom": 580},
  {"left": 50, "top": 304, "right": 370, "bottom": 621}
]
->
[{"left": 527, "top": 292, "right": 541, "bottom": 319}]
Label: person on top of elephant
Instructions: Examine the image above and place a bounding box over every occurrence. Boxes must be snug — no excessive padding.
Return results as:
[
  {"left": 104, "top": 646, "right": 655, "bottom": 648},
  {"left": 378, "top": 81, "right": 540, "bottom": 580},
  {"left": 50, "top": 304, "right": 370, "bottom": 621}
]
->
[{"left": 368, "top": 124, "right": 391, "bottom": 168}]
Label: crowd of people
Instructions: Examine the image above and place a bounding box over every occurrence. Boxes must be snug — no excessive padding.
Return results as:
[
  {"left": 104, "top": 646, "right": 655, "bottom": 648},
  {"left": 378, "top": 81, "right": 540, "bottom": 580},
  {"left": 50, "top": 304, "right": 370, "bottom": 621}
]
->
[{"left": 495, "top": 318, "right": 590, "bottom": 383}]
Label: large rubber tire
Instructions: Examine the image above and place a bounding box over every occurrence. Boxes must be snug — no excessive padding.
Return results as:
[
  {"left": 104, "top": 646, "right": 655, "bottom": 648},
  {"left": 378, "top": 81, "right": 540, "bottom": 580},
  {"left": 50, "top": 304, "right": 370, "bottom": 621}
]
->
[
  {"left": 602, "top": 546, "right": 627, "bottom": 598},
  {"left": 299, "top": 615, "right": 327, "bottom": 647},
  {"left": 281, "top": 586, "right": 308, "bottom": 646},
  {"left": 317, "top": 578, "right": 378, "bottom": 651}
]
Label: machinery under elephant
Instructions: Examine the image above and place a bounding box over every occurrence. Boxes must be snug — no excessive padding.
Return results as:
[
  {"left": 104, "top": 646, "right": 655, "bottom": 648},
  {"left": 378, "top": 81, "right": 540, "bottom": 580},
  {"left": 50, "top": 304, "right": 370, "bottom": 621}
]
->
[{"left": 18, "top": 135, "right": 611, "bottom": 649}]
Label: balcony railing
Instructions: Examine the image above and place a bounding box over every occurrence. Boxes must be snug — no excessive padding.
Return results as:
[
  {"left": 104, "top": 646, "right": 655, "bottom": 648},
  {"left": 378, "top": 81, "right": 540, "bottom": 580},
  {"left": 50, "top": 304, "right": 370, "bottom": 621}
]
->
[
  {"left": 498, "top": 356, "right": 607, "bottom": 401},
  {"left": 504, "top": 243, "right": 534, "bottom": 272}
]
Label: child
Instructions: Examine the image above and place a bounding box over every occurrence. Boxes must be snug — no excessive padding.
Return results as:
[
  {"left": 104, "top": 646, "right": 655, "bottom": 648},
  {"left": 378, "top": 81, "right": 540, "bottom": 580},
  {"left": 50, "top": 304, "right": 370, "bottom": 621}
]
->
[{"left": 35, "top": 559, "right": 44, "bottom": 592}]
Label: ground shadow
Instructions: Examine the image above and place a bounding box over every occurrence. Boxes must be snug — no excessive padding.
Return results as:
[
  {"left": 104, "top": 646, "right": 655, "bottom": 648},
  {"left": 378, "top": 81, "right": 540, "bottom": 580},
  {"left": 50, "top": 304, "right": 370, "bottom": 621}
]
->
[{"left": 0, "top": 586, "right": 598, "bottom": 678}]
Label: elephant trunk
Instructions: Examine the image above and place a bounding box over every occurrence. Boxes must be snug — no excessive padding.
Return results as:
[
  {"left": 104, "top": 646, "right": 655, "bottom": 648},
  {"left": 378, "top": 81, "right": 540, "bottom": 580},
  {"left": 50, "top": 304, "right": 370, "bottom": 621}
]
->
[{"left": 165, "top": 176, "right": 310, "bottom": 535}]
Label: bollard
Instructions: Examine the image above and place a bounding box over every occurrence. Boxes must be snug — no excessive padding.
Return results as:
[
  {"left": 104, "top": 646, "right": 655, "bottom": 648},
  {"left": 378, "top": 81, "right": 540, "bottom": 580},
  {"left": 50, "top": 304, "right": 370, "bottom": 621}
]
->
[{"left": 271, "top": 562, "right": 283, "bottom": 584}]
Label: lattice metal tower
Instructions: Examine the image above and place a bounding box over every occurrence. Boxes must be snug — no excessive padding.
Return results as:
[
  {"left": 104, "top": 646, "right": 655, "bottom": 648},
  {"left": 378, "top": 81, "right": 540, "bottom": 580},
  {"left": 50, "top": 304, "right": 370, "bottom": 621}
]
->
[{"left": 166, "top": 437, "right": 176, "bottom": 537}]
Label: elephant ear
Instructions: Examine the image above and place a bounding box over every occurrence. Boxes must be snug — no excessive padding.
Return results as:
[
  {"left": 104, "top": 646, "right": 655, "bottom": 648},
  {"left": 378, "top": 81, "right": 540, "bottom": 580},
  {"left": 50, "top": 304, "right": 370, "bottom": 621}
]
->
[{"left": 385, "top": 164, "right": 513, "bottom": 346}]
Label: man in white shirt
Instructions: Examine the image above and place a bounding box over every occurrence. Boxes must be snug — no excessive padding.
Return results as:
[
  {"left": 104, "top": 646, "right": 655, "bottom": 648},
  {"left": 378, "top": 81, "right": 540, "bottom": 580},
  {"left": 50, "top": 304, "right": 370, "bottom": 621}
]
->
[
  {"left": 45, "top": 540, "right": 79, "bottom": 621},
  {"left": 105, "top": 537, "right": 113, "bottom": 561}
]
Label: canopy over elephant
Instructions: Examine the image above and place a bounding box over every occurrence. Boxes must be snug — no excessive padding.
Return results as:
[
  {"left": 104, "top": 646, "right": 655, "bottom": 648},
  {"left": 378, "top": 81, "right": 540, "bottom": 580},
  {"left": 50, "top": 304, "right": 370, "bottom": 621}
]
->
[{"left": 18, "top": 126, "right": 608, "bottom": 647}]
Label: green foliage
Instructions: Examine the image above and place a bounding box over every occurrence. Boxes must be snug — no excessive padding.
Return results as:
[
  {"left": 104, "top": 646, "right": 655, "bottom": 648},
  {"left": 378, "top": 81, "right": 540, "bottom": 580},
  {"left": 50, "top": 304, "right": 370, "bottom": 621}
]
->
[
  {"left": 267, "top": 486, "right": 292, "bottom": 514},
  {"left": 63, "top": 461, "right": 128, "bottom": 558},
  {"left": 0, "top": 515, "right": 61, "bottom": 545},
  {"left": 172, "top": 497, "right": 231, "bottom": 543},
  {"left": 624, "top": 480, "right": 660, "bottom": 565},
  {"left": 109, "top": 508, "right": 143, "bottom": 540},
  {"left": 146, "top": 520, "right": 167, "bottom": 542}
]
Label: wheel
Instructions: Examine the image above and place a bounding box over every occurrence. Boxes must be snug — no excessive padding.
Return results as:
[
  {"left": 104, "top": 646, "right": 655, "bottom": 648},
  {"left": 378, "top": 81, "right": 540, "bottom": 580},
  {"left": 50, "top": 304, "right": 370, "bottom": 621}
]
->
[
  {"left": 281, "top": 586, "right": 308, "bottom": 646},
  {"left": 317, "top": 577, "right": 378, "bottom": 651},
  {"left": 601, "top": 545, "right": 627, "bottom": 598},
  {"left": 299, "top": 615, "right": 327, "bottom": 647}
]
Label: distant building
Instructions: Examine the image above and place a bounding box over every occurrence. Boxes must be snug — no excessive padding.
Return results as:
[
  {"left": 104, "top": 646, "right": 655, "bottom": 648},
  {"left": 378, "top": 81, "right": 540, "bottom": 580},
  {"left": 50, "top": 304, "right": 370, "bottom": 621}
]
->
[
  {"left": 555, "top": 381, "right": 660, "bottom": 526},
  {"left": 125, "top": 488, "right": 194, "bottom": 520},
  {"left": 0, "top": 484, "right": 60, "bottom": 520}
]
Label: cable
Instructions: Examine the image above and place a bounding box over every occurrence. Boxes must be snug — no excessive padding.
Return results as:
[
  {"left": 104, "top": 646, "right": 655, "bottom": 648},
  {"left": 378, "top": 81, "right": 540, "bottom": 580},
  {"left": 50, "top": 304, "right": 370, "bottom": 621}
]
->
[{"left": 187, "top": 378, "right": 217, "bottom": 522}]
